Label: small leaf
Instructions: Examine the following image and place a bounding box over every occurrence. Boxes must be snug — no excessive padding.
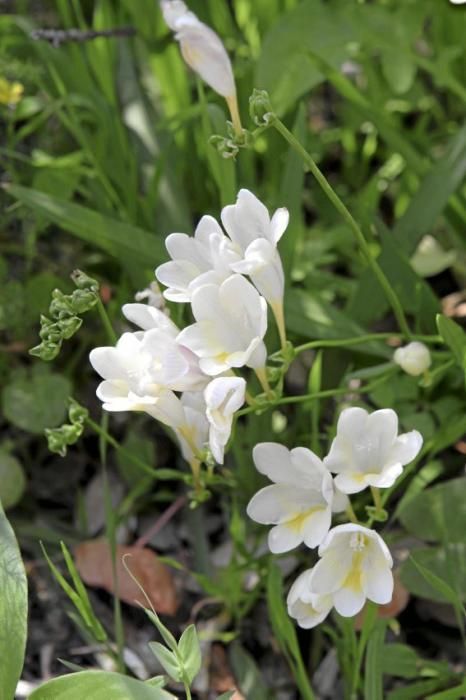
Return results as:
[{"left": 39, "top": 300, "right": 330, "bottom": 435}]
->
[
  {"left": 2, "top": 368, "right": 71, "bottom": 434},
  {"left": 178, "top": 624, "right": 202, "bottom": 684},
  {"left": 436, "top": 315, "right": 466, "bottom": 374},
  {"left": 149, "top": 643, "right": 181, "bottom": 682},
  {"left": 381, "top": 644, "right": 420, "bottom": 679},
  {"left": 0, "top": 451, "right": 26, "bottom": 510}
]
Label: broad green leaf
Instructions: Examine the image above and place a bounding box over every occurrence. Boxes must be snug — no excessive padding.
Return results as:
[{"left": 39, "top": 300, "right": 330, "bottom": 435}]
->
[
  {"left": 149, "top": 643, "right": 181, "bottom": 682},
  {"left": 427, "top": 681, "right": 466, "bottom": 700},
  {"left": 229, "top": 641, "right": 269, "bottom": 700},
  {"left": 0, "top": 502, "right": 27, "bottom": 700},
  {"left": 256, "top": 0, "right": 358, "bottom": 115},
  {"left": 178, "top": 624, "right": 202, "bottom": 684},
  {"left": 394, "top": 125, "right": 466, "bottom": 255},
  {"left": 2, "top": 369, "right": 71, "bottom": 434},
  {"left": 380, "top": 49, "right": 416, "bottom": 94},
  {"left": 381, "top": 644, "right": 420, "bottom": 680},
  {"left": 394, "top": 460, "right": 444, "bottom": 518},
  {"left": 29, "top": 671, "right": 176, "bottom": 699},
  {"left": 398, "top": 477, "right": 466, "bottom": 544},
  {"left": 436, "top": 315, "right": 466, "bottom": 372},
  {"left": 0, "top": 451, "right": 26, "bottom": 510},
  {"left": 399, "top": 546, "right": 466, "bottom": 605},
  {"left": 5, "top": 184, "right": 164, "bottom": 270},
  {"left": 364, "top": 620, "right": 386, "bottom": 700}
]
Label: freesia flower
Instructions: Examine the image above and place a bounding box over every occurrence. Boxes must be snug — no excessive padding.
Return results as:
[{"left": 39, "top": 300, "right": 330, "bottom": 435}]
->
[
  {"left": 204, "top": 376, "right": 246, "bottom": 463},
  {"left": 122, "top": 303, "right": 208, "bottom": 391},
  {"left": 287, "top": 568, "right": 333, "bottom": 629},
  {"left": 310, "top": 524, "right": 393, "bottom": 617},
  {"left": 394, "top": 341, "right": 431, "bottom": 377},
  {"left": 177, "top": 274, "right": 268, "bottom": 376},
  {"left": 247, "top": 442, "right": 345, "bottom": 553},
  {"left": 175, "top": 392, "right": 209, "bottom": 470},
  {"left": 89, "top": 332, "right": 186, "bottom": 428},
  {"left": 155, "top": 215, "right": 240, "bottom": 303},
  {"left": 221, "top": 189, "right": 289, "bottom": 347},
  {"left": 160, "top": 0, "right": 242, "bottom": 134},
  {"left": 323, "top": 407, "right": 422, "bottom": 494}
]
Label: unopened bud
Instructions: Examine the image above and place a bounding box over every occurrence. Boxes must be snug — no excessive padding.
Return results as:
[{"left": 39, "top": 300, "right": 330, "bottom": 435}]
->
[{"left": 394, "top": 341, "right": 431, "bottom": 376}]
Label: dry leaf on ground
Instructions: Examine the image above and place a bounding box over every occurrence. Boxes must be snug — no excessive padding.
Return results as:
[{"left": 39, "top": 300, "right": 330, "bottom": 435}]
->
[{"left": 75, "top": 539, "right": 178, "bottom": 615}]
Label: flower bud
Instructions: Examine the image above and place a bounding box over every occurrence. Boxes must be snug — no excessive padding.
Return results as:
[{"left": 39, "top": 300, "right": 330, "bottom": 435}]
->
[{"left": 393, "top": 341, "right": 431, "bottom": 376}]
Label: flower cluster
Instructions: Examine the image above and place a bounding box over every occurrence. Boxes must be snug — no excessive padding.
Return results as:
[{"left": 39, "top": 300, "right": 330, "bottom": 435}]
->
[
  {"left": 247, "top": 408, "right": 422, "bottom": 626},
  {"left": 90, "top": 189, "right": 288, "bottom": 476}
]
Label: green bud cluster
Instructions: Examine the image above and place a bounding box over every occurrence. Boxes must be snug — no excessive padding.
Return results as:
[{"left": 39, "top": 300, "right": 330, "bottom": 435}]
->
[
  {"left": 45, "top": 399, "right": 89, "bottom": 457},
  {"left": 30, "top": 270, "right": 99, "bottom": 361}
]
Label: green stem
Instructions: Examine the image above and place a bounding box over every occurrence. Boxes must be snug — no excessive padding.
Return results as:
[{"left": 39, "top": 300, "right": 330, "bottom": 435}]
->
[
  {"left": 346, "top": 500, "right": 359, "bottom": 524},
  {"left": 183, "top": 682, "right": 192, "bottom": 700},
  {"left": 272, "top": 117, "right": 412, "bottom": 339},
  {"left": 96, "top": 297, "right": 117, "bottom": 344},
  {"left": 293, "top": 332, "right": 441, "bottom": 357},
  {"left": 371, "top": 486, "right": 383, "bottom": 515}
]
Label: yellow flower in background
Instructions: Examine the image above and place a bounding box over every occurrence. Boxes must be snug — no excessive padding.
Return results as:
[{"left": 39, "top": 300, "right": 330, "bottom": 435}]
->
[{"left": 0, "top": 77, "right": 24, "bottom": 106}]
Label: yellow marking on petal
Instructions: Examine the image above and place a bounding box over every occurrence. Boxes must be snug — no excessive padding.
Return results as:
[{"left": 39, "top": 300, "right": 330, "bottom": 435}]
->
[
  {"left": 342, "top": 549, "right": 365, "bottom": 592},
  {"left": 215, "top": 352, "right": 230, "bottom": 364},
  {"left": 286, "top": 506, "right": 325, "bottom": 533}
]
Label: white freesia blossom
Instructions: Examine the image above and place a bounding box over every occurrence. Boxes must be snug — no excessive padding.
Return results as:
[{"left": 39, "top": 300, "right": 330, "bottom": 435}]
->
[
  {"left": 204, "top": 376, "right": 246, "bottom": 464},
  {"left": 175, "top": 392, "right": 209, "bottom": 467},
  {"left": 160, "top": 1, "right": 242, "bottom": 133},
  {"left": 134, "top": 281, "right": 164, "bottom": 309},
  {"left": 247, "top": 442, "right": 345, "bottom": 553},
  {"left": 287, "top": 568, "right": 333, "bottom": 629},
  {"left": 177, "top": 275, "right": 267, "bottom": 376},
  {"left": 221, "top": 189, "right": 289, "bottom": 346},
  {"left": 323, "top": 407, "right": 422, "bottom": 494},
  {"left": 394, "top": 341, "right": 431, "bottom": 377},
  {"left": 310, "top": 524, "right": 394, "bottom": 617},
  {"left": 122, "top": 303, "right": 208, "bottom": 392},
  {"left": 89, "top": 332, "right": 186, "bottom": 428},
  {"left": 155, "top": 215, "right": 240, "bottom": 303}
]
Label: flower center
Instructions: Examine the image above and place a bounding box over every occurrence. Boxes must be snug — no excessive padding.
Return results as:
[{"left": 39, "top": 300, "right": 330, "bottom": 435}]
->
[{"left": 349, "top": 532, "right": 366, "bottom": 551}]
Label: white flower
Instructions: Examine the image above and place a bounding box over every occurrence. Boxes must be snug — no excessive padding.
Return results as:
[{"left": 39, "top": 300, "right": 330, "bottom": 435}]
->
[
  {"left": 175, "top": 392, "right": 209, "bottom": 466},
  {"left": 161, "top": 0, "right": 236, "bottom": 99},
  {"left": 246, "top": 442, "right": 344, "bottom": 553},
  {"left": 287, "top": 568, "right": 333, "bottom": 629},
  {"left": 323, "top": 407, "right": 423, "bottom": 494},
  {"left": 89, "top": 332, "right": 186, "bottom": 428},
  {"left": 122, "top": 303, "right": 208, "bottom": 392},
  {"left": 394, "top": 341, "right": 431, "bottom": 376},
  {"left": 310, "top": 524, "right": 393, "bottom": 617},
  {"left": 221, "top": 189, "right": 288, "bottom": 305},
  {"left": 177, "top": 275, "right": 268, "bottom": 376},
  {"left": 155, "top": 215, "right": 240, "bottom": 303},
  {"left": 221, "top": 189, "right": 289, "bottom": 346},
  {"left": 204, "top": 376, "right": 246, "bottom": 464}
]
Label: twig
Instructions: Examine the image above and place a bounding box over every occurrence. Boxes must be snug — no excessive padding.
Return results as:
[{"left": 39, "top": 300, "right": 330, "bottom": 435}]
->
[
  {"left": 30, "top": 27, "right": 137, "bottom": 48},
  {"left": 134, "top": 495, "right": 188, "bottom": 549}
]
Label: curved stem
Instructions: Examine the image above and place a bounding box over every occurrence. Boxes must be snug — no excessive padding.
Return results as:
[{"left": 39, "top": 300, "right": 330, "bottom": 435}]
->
[
  {"left": 271, "top": 117, "right": 412, "bottom": 340},
  {"left": 292, "top": 332, "right": 441, "bottom": 357}
]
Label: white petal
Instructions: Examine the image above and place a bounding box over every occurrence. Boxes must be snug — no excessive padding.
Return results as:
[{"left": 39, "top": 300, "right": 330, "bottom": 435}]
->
[
  {"left": 386, "top": 430, "right": 423, "bottom": 466},
  {"left": 302, "top": 507, "right": 332, "bottom": 549},
  {"left": 334, "top": 472, "right": 370, "bottom": 495},
  {"left": 335, "top": 406, "right": 368, "bottom": 438},
  {"left": 270, "top": 207, "right": 289, "bottom": 243},
  {"left": 268, "top": 523, "right": 303, "bottom": 553},
  {"left": 331, "top": 486, "right": 349, "bottom": 513},
  {"left": 246, "top": 485, "right": 290, "bottom": 524},
  {"left": 365, "top": 464, "right": 403, "bottom": 489},
  {"left": 145, "top": 390, "right": 185, "bottom": 428},
  {"left": 177, "top": 321, "right": 223, "bottom": 358},
  {"left": 252, "top": 443, "right": 298, "bottom": 485},
  {"left": 363, "top": 561, "right": 394, "bottom": 605},
  {"left": 122, "top": 303, "right": 178, "bottom": 335},
  {"left": 156, "top": 260, "right": 200, "bottom": 297},
  {"left": 333, "top": 586, "right": 366, "bottom": 617},
  {"left": 366, "top": 409, "right": 399, "bottom": 455},
  {"left": 310, "top": 548, "right": 353, "bottom": 595}
]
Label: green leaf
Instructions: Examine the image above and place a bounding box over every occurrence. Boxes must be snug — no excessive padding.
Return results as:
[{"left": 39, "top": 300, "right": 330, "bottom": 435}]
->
[
  {"left": 364, "top": 620, "right": 386, "bottom": 700},
  {"left": 256, "top": 0, "right": 359, "bottom": 115},
  {"left": 266, "top": 563, "right": 316, "bottom": 700},
  {"left": 380, "top": 49, "right": 416, "bottom": 94},
  {"left": 228, "top": 641, "right": 269, "bottom": 700},
  {"left": 145, "top": 609, "right": 178, "bottom": 651},
  {"left": 216, "top": 693, "right": 236, "bottom": 700},
  {"left": 0, "top": 450, "right": 26, "bottom": 510},
  {"left": 398, "top": 477, "right": 466, "bottom": 544},
  {"left": 4, "top": 184, "right": 164, "bottom": 270},
  {"left": 427, "top": 681, "right": 466, "bottom": 700},
  {"left": 2, "top": 368, "right": 71, "bottom": 434},
  {"left": 149, "top": 642, "right": 181, "bottom": 682},
  {"left": 178, "top": 624, "right": 202, "bottom": 684},
  {"left": 436, "top": 315, "right": 466, "bottom": 373},
  {"left": 381, "top": 644, "right": 420, "bottom": 680},
  {"left": 29, "top": 671, "right": 176, "bottom": 699},
  {"left": 400, "top": 547, "right": 466, "bottom": 606},
  {"left": 0, "top": 501, "right": 28, "bottom": 700}
]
